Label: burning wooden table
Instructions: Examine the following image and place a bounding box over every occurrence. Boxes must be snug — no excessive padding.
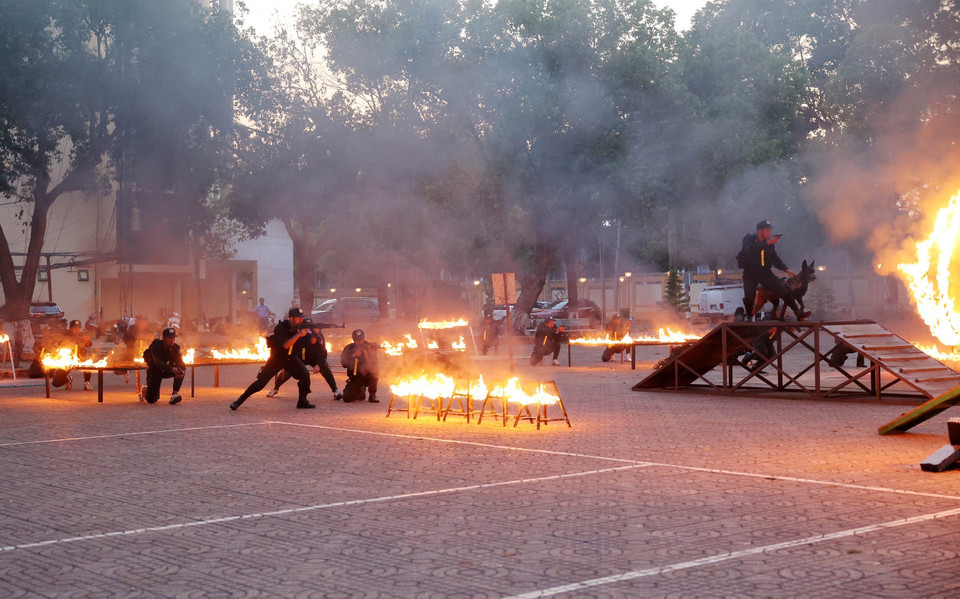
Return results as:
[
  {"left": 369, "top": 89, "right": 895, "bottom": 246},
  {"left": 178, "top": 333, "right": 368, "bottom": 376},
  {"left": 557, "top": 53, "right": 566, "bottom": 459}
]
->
[
  {"left": 386, "top": 373, "right": 569, "bottom": 429},
  {"left": 567, "top": 328, "right": 703, "bottom": 369},
  {"left": 39, "top": 338, "right": 287, "bottom": 403}
]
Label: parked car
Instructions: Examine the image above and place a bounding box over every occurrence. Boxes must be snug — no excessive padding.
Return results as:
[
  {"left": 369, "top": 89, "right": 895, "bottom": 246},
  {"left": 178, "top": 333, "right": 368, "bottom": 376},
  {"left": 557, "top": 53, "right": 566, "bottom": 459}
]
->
[
  {"left": 29, "top": 302, "right": 67, "bottom": 336},
  {"left": 312, "top": 297, "right": 384, "bottom": 324},
  {"left": 485, "top": 301, "right": 549, "bottom": 327},
  {"left": 531, "top": 299, "right": 602, "bottom": 326}
]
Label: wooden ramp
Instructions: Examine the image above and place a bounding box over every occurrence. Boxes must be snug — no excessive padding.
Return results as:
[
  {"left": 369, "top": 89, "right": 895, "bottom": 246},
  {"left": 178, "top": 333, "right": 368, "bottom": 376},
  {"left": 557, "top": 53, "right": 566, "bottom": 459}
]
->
[{"left": 633, "top": 320, "right": 960, "bottom": 404}]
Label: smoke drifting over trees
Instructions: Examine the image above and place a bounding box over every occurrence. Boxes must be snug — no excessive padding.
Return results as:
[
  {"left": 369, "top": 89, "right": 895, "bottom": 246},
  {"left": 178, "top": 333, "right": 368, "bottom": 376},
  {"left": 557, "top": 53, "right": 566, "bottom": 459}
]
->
[{"left": 3, "top": 0, "right": 959, "bottom": 328}]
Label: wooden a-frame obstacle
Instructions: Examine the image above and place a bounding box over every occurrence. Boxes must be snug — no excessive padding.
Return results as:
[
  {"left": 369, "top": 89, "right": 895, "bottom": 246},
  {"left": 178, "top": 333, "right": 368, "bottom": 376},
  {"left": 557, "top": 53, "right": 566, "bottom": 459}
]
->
[{"left": 633, "top": 320, "right": 960, "bottom": 433}]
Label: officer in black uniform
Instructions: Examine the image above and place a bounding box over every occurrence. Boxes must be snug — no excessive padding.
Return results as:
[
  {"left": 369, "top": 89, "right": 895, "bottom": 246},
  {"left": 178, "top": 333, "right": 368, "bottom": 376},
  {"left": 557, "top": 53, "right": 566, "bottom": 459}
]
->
[
  {"left": 340, "top": 329, "right": 379, "bottom": 403},
  {"left": 530, "top": 316, "right": 564, "bottom": 366},
  {"left": 230, "top": 307, "right": 315, "bottom": 410},
  {"left": 479, "top": 311, "right": 499, "bottom": 355},
  {"left": 140, "top": 327, "right": 186, "bottom": 405},
  {"left": 266, "top": 318, "right": 342, "bottom": 401},
  {"left": 601, "top": 312, "right": 630, "bottom": 362},
  {"left": 740, "top": 220, "right": 810, "bottom": 320}
]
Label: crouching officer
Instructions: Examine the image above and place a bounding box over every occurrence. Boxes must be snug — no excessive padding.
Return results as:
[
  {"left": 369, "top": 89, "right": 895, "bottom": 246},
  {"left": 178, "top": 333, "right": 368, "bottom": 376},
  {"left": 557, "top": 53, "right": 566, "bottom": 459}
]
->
[
  {"left": 530, "top": 316, "right": 564, "bottom": 366},
  {"left": 601, "top": 312, "right": 630, "bottom": 362},
  {"left": 231, "top": 307, "right": 315, "bottom": 410},
  {"left": 140, "top": 327, "right": 186, "bottom": 405},
  {"left": 340, "top": 329, "right": 379, "bottom": 403}
]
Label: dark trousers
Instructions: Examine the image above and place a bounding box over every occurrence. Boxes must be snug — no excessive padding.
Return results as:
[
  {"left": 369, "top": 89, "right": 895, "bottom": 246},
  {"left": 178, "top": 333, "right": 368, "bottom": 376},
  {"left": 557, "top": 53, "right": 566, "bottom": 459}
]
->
[
  {"left": 274, "top": 360, "right": 338, "bottom": 393},
  {"left": 530, "top": 339, "right": 561, "bottom": 365},
  {"left": 144, "top": 368, "right": 184, "bottom": 404},
  {"left": 51, "top": 369, "right": 92, "bottom": 387},
  {"left": 241, "top": 356, "right": 311, "bottom": 401},
  {"left": 344, "top": 372, "right": 378, "bottom": 402}
]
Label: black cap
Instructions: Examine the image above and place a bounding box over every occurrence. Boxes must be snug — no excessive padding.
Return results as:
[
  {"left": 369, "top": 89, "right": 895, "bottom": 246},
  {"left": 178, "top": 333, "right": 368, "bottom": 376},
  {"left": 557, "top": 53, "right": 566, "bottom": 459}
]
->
[
  {"left": 69, "top": 319, "right": 82, "bottom": 328},
  {"left": 162, "top": 327, "right": 177, "bottom": 338},
  {"left": 288, "top": 307, "right": 304, "bottom": 318},
  {"left": 352, "top": 329, "right": 365, "bottom": 342},
  {"left": 756, "top": 219, "right": 772, "bottom": 230}
]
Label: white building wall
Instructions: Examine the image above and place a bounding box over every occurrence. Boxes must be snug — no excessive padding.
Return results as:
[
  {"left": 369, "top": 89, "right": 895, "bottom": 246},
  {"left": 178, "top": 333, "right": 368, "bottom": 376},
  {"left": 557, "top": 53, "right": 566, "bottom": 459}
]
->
[{"left": 232, "top": 219, "right": 293, "bottom": 317}]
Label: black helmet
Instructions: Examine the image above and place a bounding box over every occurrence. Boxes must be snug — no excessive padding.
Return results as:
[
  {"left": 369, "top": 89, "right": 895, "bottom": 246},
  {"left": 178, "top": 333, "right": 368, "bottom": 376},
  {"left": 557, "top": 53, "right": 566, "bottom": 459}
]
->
[
  {"left": 352, "top": 329, "right": 365, "bottom": 342},
  {"left": 756, "top": 219, "right": 772, "bottom": 230},
  {"left": 162, "top": 327, "right": 177, "bottom": 338},
  {"left": 288, "top": 307, "right": 304, "bottom": 318}
]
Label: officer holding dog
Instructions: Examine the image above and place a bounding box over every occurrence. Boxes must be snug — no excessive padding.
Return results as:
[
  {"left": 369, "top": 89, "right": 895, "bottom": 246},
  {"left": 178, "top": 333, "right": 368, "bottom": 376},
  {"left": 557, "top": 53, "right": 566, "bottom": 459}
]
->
[
  {"left": 739, "top": 220, "right": 809, "bottom": 320},
  {"left": 230, "top": 307, "right": 315, "bottom": 410}
]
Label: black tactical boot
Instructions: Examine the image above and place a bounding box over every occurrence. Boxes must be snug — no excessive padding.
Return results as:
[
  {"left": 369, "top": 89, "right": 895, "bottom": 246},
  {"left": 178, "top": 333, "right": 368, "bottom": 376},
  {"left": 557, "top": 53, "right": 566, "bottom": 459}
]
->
[
  {"left": 230, "top": 396, "right": 247, "bottom": 411},
  {"left": 296, "top": 397, "right": 316, "bottom": 409}
]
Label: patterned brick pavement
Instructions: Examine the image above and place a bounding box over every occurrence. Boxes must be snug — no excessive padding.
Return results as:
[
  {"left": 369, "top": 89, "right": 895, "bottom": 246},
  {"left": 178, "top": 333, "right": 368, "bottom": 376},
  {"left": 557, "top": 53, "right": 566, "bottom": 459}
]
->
[{"left": 1, "top": 344, "right": 959, "bottom": 597}]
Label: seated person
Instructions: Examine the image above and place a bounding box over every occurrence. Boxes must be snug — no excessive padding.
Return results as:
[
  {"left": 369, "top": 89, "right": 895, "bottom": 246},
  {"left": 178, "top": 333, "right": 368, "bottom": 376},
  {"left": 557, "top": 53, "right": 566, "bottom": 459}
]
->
[
  {"left": 340, "top": 329, "right": 380, "bottom": 403},
  {"left": 530, "top": 317, "right": 564, "bottom": 366},
  {"left": 139, "top": 327, "right": 186, "bottom": 405}
]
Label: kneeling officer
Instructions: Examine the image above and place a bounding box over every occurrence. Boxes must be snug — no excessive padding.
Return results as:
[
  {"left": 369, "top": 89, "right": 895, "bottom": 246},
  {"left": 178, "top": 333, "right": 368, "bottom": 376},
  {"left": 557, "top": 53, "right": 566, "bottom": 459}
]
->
[
  {"left": 140, "top": 327, "right": 186, "bottom": 405},
  {"left": 231, "top": 307, "right": 315, "bottom": 410}
]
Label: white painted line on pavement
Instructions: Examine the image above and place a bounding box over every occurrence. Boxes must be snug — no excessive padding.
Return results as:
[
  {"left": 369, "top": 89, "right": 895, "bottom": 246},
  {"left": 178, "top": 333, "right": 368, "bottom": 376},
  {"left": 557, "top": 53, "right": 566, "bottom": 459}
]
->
[
  {"left": 503, "top": 505, "right": 960, "bottom": 599},
  {"left": 0, "top": 463, "right": 650, "bottom": 553},
  {"left": 0, "top": 422, "right": 269, "bottom": 448},
  {"left": 271, "top": 421, "right": 960, "bottom": 502},
  {"left": 269, "top": 420, "right": 651, "bottom": 464}
]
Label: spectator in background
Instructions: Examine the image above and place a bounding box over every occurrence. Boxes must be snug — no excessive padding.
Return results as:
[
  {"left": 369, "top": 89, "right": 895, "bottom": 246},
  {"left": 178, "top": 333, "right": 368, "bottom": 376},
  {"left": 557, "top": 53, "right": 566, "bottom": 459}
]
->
[{"left": 253, "top": 297, "right": 274, "bottom": 332}]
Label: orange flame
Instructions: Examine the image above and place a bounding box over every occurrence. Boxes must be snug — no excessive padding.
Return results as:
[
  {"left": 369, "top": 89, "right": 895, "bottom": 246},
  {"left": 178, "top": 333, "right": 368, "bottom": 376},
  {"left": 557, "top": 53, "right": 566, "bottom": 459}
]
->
[
  {"left": 41, "top": 348, "right": 108, "bottom": 370},
  {"left": 569, "top": 328, "right": 701, "bottom": 346},
  {"left": 451, "top": 336, "right": 466, "bottom": 350},
  {"left": 381, "top": 334, "right": 419, "bottom": 356},
  {"left": 389, "top": 374, "right": 559, "bottom": 406},
  {"left": 210, "top": 337, "right": 271, "bottom": 361},
  {"left": 0, "top": 333, "right": 9, "bottom": 344},
  {"left": 418, "top": 318, "right": 469, "bottom": 330},
  {"left": 898, "top": 191, "right": 960, "bottom": 346}
]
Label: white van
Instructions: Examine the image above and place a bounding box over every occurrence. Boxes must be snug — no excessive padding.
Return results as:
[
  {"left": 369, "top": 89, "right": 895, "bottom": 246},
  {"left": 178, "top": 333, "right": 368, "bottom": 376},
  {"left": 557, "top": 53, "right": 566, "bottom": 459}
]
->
[{"left": 697, "top": 284, "right": 745, "bottom": 322}]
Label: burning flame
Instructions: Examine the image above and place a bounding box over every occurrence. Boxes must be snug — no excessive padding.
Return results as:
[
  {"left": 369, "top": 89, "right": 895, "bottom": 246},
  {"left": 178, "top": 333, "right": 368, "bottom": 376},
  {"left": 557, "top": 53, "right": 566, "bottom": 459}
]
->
[
  {"left": 0, "top": 333, "right": 9, "bottom": 344},
  {"left": 41, "top": 348, "right": 108, "bottom": 370},
  {"left": 418, "top": 318, "right": 469, "bottom": 330},
  {"left": 210, "top": 337, "right": 271, "bottom": 361},
  {"left": 389, "top": 374, "right": 559, "bottom": 406},
  {"left": 898, "top": 191, "right": 960, "bottom": 346},
  {"left": 569, "top": 328, "right": 702, "bottom": 346},
  {"left": 183, "top": 348, "right": 195, "bottom": 364},
  {"left": 390, "top": 373, "right": 456, "bottom": 399},
  {"left": 915, "top": 343, "right": 960, "bottom": 363},
  {"left": 451, "top": 336, "right": 466, "bottom": 350},
  {"left": 381, "top": 334, "right": 419, "bottom": 356}
]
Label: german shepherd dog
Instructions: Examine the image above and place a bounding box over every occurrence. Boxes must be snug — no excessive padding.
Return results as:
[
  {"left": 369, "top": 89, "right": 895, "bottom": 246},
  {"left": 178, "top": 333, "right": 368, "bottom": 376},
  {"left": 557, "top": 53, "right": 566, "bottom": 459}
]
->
[{"left": 752, "top": 260, "right": 817, "bottom": 321}]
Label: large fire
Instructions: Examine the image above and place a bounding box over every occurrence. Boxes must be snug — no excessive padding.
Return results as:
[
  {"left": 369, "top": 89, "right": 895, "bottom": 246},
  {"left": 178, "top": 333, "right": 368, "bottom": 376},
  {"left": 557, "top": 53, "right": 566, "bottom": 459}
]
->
[
  {"left": 569, "top": 328, "right": 702, "bottom": 346},
  {"left": 898, "top": 191, "right": 960, "bottom": 347},
  {"left": 41, "top": 348, "right": 108, "bottom": 370},
  {"left": 418, "top": 318, "right": 469, "bottom": 330},
  {"left": 381, "top": 334, "right": 419, "bottom": 356},
  {"left": 210, "top": 337, "right": 271, "bottom": 361},
  {"left": 389, "top": 373, "right": 559, "bottom": 406}
]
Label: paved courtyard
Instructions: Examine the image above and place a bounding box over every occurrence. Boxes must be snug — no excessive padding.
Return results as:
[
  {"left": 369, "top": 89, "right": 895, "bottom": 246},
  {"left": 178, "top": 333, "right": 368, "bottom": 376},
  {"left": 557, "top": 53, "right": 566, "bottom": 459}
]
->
[{"left": 1, "top": 345, "right": 959, "bottom": 597}]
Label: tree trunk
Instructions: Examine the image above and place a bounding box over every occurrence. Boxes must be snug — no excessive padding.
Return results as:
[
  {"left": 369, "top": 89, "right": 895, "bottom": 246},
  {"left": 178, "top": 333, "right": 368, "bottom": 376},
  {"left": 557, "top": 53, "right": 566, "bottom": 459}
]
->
[
  {"left": 565, "top": 252, "right": 580, "bottom": 306},
  {"left": 282, "top": 218, "right": 320, "bottom": 316},
  {"left": 512, "top": 240, "right": 557, "bottom": 333}
]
